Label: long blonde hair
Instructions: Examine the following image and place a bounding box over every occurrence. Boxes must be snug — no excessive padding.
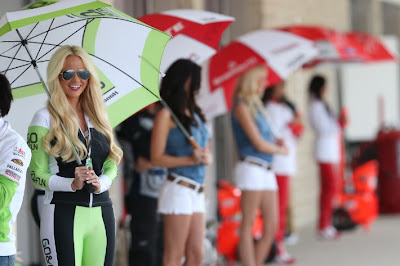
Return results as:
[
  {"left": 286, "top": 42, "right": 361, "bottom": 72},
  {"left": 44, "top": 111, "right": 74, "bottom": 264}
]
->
[
  {"left": 233, "top": 65, "right": 267, "bottom": 118},
  {"left": 43, "top": 45, "right": 122, "bottom": 164}
]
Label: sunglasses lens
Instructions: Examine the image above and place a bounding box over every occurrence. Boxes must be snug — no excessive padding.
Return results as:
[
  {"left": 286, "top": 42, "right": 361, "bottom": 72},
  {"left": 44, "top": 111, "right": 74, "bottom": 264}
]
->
[
  {"left": 62, "top": 69, "right": 75, "bottom": 81},
  {"left": 77, "top": 69, "right": 90, "bottom": 80}
]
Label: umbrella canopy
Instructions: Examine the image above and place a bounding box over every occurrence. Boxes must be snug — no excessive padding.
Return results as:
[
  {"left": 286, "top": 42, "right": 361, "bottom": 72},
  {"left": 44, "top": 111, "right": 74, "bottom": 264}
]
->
[
  {"left": 198, "top": 29, "right": 318, "bottom": 119},
  {"left": 279, "top": 25, "right": 364, "bottom": 63},
  {"left": 0, "top": 0, "right": 170, "bottom": 137},
  {"left": 139, "top": 9, "right": 234, "bottom": 71},
  {"left": 344, "top": 32, "right": 396, "bottom": 62}
]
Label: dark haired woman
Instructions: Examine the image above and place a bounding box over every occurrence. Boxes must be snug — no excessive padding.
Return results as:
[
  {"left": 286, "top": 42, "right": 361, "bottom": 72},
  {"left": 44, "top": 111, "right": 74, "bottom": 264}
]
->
[
  {"left": 308, "top": 75, "right": 346, "bottom": 240},
  {"left": 262, "top": 81, "right": 302, "bottom": 264},
  {"left": 151, "top": 59, "right": 211, "bottom": 266},
  {"left": 0, "top": 74, "right": 32, "bottom": 265}
]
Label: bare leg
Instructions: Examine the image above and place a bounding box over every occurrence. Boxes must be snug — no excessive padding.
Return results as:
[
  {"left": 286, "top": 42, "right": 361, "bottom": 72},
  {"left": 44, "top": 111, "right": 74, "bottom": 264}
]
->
[
  {"left": 183, "top": 212, "right": 205, "bottom": 266},
  {"left": 255, "top": 190, "right": 278, "bottom": 266},
  {"left": 163, "top": 214, "right": 191, "bottom": 266},
  {"left": 239, "top": 190, "right": 262, "bottom": 266}
]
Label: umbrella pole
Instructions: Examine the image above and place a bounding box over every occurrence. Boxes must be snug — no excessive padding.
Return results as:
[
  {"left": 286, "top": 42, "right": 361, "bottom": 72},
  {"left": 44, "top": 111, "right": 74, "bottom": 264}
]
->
[
  {"left": 17, "top": 30, "right": 82, "bottom": 165},
  {"left": 159, "top": 98, "right": 199, "bottom": 149},
  {"left": 137, "top": 55, "right": 198, "bottom": 148}
]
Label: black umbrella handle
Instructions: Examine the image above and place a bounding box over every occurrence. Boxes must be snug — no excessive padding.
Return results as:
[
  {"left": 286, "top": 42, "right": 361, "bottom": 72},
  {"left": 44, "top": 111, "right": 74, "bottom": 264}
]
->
[{"left": 83, "top": 182, "right": 96, "bottom": 193}]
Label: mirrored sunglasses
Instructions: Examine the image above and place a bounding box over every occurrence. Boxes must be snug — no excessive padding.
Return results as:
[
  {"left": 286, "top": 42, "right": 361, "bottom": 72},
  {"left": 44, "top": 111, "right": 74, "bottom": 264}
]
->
[{"left": 60, "top": 69, "right": 90, "bottom": 81}]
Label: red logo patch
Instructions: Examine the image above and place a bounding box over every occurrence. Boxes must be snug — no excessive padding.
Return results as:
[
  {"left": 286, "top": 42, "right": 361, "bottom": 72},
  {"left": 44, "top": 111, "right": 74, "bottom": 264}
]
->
[{"left": 13, "top": 147, "right": 26, "bottom": 158}]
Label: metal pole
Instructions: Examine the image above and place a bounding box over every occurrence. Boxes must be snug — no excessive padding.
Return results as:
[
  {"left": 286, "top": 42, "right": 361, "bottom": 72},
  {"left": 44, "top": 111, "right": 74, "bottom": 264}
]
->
[
  {"left": 159, "top": 98, "right": 199, "bottom": 149},
  {"left": 137, "top": 54, "right": 199, "bottom": 149}
]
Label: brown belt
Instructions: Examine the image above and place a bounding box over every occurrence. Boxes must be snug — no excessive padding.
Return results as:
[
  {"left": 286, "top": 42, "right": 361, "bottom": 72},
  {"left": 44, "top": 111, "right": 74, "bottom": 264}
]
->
[
  {"left": 240, "top": 157, "right": 272, "bottom": 170},
  {"left": 167, "top": 174, "right": 204, "bottom": 193}
]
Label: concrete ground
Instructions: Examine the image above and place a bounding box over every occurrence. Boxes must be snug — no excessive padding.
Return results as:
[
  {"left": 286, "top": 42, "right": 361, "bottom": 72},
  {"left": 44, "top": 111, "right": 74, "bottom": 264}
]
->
[{"left": 276, "top": 215, "right": 400, "bottom": 266}]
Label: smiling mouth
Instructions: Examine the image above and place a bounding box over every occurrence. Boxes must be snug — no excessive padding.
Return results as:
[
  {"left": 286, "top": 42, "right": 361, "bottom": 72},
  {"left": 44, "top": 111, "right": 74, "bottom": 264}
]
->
[{"left": 69, "top": 85, "right": 81, "bottom": 91}]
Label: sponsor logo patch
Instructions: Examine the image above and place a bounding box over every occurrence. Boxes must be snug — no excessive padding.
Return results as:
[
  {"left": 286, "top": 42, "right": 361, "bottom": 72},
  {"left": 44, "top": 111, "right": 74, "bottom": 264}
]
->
[
  {"left": 5, "top": 169, "right": 21, "bottom": 181},
  {"left": 7, "top": 164, "right": 23, "bottom": 173},
  {"left": 13, "top": 146, "right": 26, "bottom": 158},
  {"left": 11, "top": 158, "right": 23, "bottom": 167}
]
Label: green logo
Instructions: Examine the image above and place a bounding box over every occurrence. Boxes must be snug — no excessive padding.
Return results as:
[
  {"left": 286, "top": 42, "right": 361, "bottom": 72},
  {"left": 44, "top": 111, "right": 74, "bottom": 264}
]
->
[
  {"left": 24, "top": 0, "right": 59, "bottom": 10},
  {"left": 72, "top": 7, "right": 122, "bottom": 19}
]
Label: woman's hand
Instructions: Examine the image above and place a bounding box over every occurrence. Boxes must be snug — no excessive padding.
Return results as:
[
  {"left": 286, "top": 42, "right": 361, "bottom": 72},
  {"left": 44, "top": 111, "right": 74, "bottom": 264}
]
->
[
  {"left": 278, "top": 146, "right": 289, "bottom": 155},
  {"left": 192, "top": 148, "right": 203, "bottom": 164},
  {"left": 85, "top": 166, "right": 101, "bottom": 193},
  {"left": 275, "top": 141, "right": 289, "bottom": 155},
  {"left": 135, "top": 156, "right": 152, "bottom": 173},
  {"left": 72, "top": 166, "right": 89, "bottom": 191},
  {"left": 200, "top": 148, "right": 213, "bottom": 165}
]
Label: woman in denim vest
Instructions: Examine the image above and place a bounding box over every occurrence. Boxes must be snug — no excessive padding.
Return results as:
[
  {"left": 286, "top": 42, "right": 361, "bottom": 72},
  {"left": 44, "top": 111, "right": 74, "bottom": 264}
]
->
[
  {"left": 232, "top": 66, "right": 288, "bottom": 266},
  {"left": 151, "top": 59, "right": 211, "bottom": 266}
]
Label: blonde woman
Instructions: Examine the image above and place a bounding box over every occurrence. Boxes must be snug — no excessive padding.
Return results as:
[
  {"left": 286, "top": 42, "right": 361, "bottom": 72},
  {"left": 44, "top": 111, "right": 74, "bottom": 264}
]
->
[
  {"left": 231, "top": 66, "right": 288, "bottom": 266},
  {"left": 28, "top": 45, "right": 122, "bottom": 266}
]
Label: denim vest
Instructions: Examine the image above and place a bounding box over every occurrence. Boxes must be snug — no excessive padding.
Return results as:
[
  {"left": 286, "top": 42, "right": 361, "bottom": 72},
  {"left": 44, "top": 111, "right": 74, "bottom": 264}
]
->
[
  {"left": 165, "top": 114, "right": 209, "bottom": 184},
  {"left": 231, "top": 106, "right": 274, "bottom": 163}
]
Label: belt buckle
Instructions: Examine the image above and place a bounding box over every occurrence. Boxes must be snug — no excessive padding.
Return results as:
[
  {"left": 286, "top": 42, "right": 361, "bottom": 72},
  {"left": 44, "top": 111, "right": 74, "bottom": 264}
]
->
[{"left": 243, "top": 157, "right": 271, "bottom": 170}]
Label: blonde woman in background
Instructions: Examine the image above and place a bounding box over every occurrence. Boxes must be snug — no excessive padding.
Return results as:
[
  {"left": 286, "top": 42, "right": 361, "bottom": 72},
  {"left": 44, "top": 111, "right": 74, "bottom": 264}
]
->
[
  {"left": 28, "top": 45, "right": 122, "bottom": 266},
  {"left": 231, "top": 65, "right": 288, "bottom": 266}
]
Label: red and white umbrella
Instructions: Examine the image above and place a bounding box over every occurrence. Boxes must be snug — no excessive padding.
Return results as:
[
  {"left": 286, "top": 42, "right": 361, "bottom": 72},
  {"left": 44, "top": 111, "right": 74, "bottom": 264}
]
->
[
  {"left": 279, "top": 25, "right": 364, "bottom": 63},
  {"left": 139, "top": 9, "right": 234, "bottom": 72},
  {"left": 198, "top": 29, "right": 318, "bottom": 119}
]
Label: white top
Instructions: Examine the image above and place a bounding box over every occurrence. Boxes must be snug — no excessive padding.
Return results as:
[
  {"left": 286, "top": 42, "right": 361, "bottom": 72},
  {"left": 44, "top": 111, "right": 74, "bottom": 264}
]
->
[
  {"left": 0, "top": 118, "right": 31, "bottom": 256},
  {"left": 308, "top": 99, "right": 340, "bottom": 163},
  {"left": 266, "top": 101, "right": 297, "bottom": 176}
]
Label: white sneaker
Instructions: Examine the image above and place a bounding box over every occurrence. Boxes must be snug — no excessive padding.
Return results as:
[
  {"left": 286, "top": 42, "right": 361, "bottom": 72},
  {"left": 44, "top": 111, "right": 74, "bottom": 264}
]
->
[
  {"left": 318, "top": 226, "right": 341, "bottom": 240},
  {"left": 274, "top": 252, "right": 297, "bottom": 264},
  {"left": 284, "top": 233, "right": 299, "bottom": 246}
]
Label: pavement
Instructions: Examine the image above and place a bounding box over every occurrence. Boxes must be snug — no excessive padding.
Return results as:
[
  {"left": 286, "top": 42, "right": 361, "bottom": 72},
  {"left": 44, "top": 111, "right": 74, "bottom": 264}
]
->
[{"left": 274, "top": 215, "right": 400, "bottom": 266}]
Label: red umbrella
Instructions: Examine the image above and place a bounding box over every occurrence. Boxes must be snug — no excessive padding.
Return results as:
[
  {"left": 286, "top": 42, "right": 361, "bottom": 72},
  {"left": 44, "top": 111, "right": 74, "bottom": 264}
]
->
[
  {"left": 198, "top": 29, "right": 318, "bottom": 119},
  {"left": 344, "top": 32, "right": 396, "bottom": 62},
  {"left": 279, "top": 25, "right": 363, "bottom": 63},
  {"left": 139, "top": 9, "right": 234, "bottom": 71}
]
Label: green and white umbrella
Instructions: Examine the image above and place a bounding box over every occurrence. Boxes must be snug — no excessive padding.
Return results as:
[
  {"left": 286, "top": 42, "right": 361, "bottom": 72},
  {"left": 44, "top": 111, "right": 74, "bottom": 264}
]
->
[{"left": 0, "top": 0, "right": 170, "bottom": 137}]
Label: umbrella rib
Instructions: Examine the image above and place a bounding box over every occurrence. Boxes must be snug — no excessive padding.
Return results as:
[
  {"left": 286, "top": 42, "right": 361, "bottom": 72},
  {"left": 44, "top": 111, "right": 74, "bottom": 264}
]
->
[
  {"left": 26, "top": 22, "right": 39, "bottom": 40},
  {"left": 27, "top": 41, "right": 60, "bottom": 47},
  {"left": 27, "top": 16, "right": 160, "bottom": 43},
  {"left": 36, "top": 19, "right": 94, "bottom": 62},
  {"left": 4, "top": 44, "right": 24, "bottom": 76},
  {"left": 27, "top": 18, "right": 93, "bottom": 41},
  {"left": 88, "top": 53, "right": 160, "bottom": 100},
  {"left": 10, "top": 64, "right": 32, "bottom": 85},
  {"left": 35, "top": 19, "right": 55, "bottom": 60},
  {"left": 0, "top": 62, "right": 32, "bottom": 73},
  {"left": 0, "top": 54, "right": 30, "bottom": 63},
  {"left": 0, "top": 43, "right": 22, "bottom": 57}
]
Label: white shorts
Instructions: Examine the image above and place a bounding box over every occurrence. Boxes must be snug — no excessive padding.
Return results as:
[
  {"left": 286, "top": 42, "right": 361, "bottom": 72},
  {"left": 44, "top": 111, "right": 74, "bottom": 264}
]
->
[
  {"left": 234, "top": 161, "right": 278, "bottom": 191},
  {"left": 157, "top": 174, "right": 205, "bottom": 215}
]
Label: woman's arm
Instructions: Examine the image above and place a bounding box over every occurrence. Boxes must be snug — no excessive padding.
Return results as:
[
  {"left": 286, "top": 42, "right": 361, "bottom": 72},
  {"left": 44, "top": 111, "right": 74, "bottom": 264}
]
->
[
  {"left": 0, "top": 176, "right": 18, "bottom": 209},
  {"left": 28, "top": 113, "right": 75, "bottom": 192},
  {"left": 234, "top": 102, "right": 286, "bottom": 155},
  {"left": 93, "top": 156, "right": 118, "bottom": 194},
  {"left": 150, "top": 109, "right": 198, "bottom": 168},
  {"left": 0, "top": 137, "right": 31, "bottom": 208},
  {"left": 309, "top": 101, "right": 339, "bottom": 135}
]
